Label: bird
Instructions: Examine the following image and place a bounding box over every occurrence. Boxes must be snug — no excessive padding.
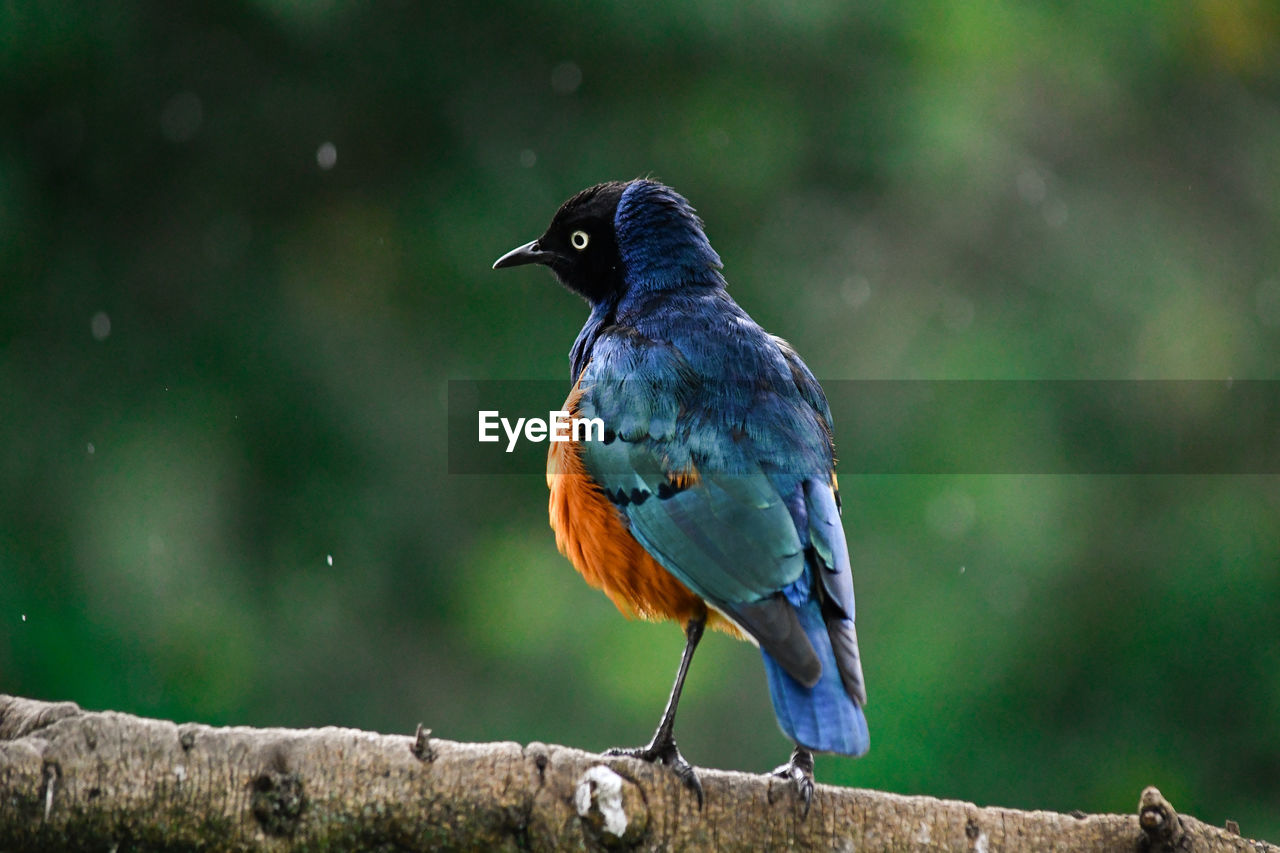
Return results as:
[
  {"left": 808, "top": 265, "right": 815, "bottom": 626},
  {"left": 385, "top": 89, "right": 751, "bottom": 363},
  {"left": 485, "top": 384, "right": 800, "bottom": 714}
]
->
[{"left": 492, "top": 178, "right": 868, "bottom": 810}]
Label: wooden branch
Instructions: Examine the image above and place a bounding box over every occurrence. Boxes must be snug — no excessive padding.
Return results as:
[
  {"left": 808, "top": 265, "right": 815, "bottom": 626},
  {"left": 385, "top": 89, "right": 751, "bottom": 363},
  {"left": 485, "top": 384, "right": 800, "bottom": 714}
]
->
[{"left": 0, "top": 695, "right": 1271, "bottom": 851}]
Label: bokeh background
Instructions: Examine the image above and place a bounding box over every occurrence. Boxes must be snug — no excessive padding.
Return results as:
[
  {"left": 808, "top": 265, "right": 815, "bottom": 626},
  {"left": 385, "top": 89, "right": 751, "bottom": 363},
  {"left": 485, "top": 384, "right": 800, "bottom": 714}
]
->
[{"left": 4, "top": 0, "right": 1280, "bottom": 839}]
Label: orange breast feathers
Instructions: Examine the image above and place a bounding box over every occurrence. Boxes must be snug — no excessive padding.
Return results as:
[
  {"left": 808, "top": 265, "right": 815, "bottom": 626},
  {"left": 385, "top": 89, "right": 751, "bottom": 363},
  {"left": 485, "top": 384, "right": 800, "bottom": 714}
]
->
[{"left": 546, "top": 389, "right": 740, "bottom": 636}]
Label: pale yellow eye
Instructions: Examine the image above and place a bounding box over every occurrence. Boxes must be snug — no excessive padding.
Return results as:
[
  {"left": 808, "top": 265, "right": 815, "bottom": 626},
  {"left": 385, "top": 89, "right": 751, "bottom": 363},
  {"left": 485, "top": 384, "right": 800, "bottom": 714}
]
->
[{"left": 570, "top": 230, "right": 590, "bottom": 250}]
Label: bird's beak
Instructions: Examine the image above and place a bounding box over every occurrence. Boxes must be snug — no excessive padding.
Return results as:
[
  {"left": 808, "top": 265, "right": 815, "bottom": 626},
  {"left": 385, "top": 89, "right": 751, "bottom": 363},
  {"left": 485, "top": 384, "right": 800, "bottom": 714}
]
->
[{"left": 493, "top": 239, "right": 553, "bottom": 270}]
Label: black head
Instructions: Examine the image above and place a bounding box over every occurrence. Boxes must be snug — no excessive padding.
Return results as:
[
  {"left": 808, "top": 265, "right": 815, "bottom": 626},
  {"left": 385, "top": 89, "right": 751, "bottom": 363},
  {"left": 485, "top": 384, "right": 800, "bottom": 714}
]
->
[{"left": 492, "top": 181, "right": 629, "bottom": 304}]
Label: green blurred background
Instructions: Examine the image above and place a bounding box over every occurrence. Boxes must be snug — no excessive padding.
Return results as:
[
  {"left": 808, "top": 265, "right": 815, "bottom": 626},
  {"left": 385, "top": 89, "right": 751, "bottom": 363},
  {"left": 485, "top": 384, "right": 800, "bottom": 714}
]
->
[{"left": 3, "top": 0, "right": 1280, "bottom": 839}]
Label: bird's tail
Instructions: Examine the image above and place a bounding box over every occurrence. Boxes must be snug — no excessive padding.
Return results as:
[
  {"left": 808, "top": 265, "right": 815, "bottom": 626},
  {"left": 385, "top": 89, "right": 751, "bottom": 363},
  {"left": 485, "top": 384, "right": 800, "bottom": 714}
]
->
[{"left": 761, "top": 599, "right": 869, "bottom": 756}]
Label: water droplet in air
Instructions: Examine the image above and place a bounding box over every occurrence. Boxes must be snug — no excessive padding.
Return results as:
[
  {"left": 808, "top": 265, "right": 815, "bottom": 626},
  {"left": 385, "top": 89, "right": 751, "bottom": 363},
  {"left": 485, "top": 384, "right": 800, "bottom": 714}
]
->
[
  {"left": 1016, "top": 168, "right": 1046, "bottom": 205},
  {"left": 317, "top": 142, "right": 337, "bottom": 170},
  {"left": 550, "top": 61, "right": 582, "bottom": 94},
  {"left": 841, "top": 276, "right": 871, "bottom": 309}
]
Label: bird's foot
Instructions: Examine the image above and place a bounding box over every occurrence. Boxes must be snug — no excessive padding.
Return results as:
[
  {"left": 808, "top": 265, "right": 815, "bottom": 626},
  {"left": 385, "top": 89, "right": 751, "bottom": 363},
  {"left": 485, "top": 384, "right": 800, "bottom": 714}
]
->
[
  {"left": 770, "top": 746, "right": 815, "bottom": 816},
  {"left": 605, "top": 735, "right": 704, "bottom": 808}
]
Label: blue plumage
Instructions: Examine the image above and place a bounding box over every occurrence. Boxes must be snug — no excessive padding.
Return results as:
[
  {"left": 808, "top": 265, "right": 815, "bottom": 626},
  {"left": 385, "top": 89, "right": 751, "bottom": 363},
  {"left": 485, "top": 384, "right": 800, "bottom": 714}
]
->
[
  {"left": 764, "top": 594, "right": 870, "bottom": 755},
  {"left": 494, "top": 178, "right": 869, "bottom": 801},
  {"left": 614, "top": 180, "right": 725, "bottom": 291}
]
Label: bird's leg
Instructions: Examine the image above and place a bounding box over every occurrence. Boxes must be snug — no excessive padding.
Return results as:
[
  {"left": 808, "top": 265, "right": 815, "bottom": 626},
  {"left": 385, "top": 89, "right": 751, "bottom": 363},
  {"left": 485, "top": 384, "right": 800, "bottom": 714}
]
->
[
  {"left": 770, "top": 746, "right": 815, "bottom": 816},
  {"left": 605, "top": 614, "right": 706, "bottom": 807}
]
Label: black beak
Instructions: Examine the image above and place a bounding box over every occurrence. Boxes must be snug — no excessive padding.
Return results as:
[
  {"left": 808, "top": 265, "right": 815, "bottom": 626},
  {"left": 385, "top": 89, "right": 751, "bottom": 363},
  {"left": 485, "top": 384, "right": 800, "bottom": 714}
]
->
[{"left": 493, "top": 239, "right": 553, "bottom": 270}]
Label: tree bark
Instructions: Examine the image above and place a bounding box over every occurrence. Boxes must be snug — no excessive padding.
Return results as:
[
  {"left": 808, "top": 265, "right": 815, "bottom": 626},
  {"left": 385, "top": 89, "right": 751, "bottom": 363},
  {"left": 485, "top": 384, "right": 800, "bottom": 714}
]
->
[{"left": 0, "top": 695, "right": 1271, "bottom": 851}]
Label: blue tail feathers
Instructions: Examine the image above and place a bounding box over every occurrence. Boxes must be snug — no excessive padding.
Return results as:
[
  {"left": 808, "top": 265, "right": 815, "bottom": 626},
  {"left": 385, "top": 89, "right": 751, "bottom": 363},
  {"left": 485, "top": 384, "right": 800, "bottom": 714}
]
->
[{"left": 762, "top": 599, "right": 869, "bottom": 756}]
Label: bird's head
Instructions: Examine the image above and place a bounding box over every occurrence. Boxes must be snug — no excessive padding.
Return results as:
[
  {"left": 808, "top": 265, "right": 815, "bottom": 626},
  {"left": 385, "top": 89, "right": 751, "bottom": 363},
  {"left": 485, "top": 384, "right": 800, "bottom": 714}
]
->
[{"left": 493, "top": 179, "right": 723, "bottom": 304}]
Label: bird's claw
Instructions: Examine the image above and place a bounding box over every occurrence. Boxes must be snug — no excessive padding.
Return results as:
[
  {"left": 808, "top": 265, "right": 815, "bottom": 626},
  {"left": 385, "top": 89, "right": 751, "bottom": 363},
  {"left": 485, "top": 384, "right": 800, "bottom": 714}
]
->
[
  {"left": 770, "top": 747, "right": 815, "bottom": 817},
  {"left": 605, "top": 738, "right": 704, "bottom": 808}
]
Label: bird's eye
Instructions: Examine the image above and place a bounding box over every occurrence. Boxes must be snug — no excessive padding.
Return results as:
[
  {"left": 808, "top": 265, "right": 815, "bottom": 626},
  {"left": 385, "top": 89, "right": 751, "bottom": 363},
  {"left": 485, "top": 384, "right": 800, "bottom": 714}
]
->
[{"left": 570, "top": 230, "right": 590, "bottom": 250}]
